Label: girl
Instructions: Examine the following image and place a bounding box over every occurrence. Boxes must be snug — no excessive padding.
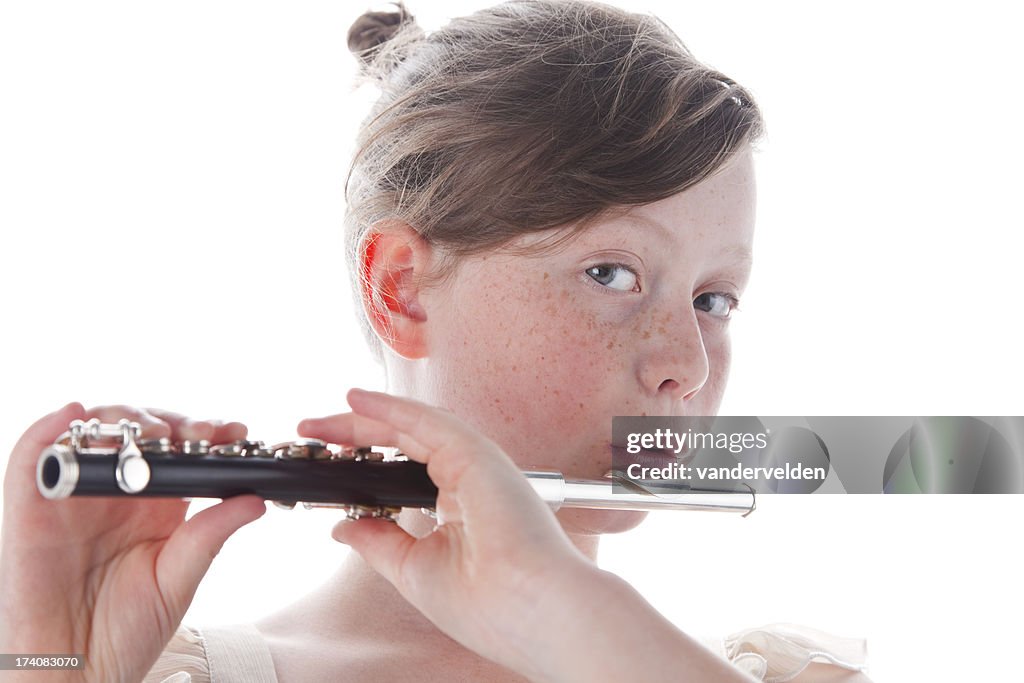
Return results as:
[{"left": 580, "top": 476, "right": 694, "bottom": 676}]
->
[{"left": 0, "top": 1, "right": 870, "bottom": 680}]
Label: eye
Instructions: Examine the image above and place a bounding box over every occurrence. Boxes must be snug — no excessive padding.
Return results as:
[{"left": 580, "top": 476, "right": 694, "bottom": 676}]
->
[
  {"left": 585, "top": 263, "right": 639, "bottom": 292},
  {"left": 694, "top": 292, "right": 741, "bottom": 320}
]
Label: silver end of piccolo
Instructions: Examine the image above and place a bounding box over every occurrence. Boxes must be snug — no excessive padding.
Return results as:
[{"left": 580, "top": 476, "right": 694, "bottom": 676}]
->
[
  {"left": 36, "top": 444, "right": 79, "bottom": 500},
  {"left": 522, "top": 470, "right": 756, "bottom": 515}
]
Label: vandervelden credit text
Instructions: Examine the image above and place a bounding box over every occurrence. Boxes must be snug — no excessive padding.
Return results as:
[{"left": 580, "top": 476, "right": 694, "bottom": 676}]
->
[{"left": 626, "top": 462, "right": 828, "bottom": 482}]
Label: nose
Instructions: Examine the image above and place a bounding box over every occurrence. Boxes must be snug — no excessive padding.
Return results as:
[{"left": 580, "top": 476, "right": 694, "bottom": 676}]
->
[{"left": 637, "top": 312, "right": 710, "bottom": 404}]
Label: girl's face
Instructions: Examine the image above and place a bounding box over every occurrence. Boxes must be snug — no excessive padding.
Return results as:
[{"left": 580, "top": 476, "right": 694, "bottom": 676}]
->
[{"left": 396, "top": 149, "right": 756, "bottom": 535}]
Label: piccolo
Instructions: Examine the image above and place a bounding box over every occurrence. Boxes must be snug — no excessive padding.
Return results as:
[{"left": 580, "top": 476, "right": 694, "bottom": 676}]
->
[{"left": 36, "top": 418, "right": 755, "bottom": 520}]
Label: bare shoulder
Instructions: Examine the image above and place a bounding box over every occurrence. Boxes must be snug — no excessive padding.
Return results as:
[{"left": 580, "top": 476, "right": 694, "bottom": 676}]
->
[{"left": 789, "top": 662, "right": 874, "bottom": 682}]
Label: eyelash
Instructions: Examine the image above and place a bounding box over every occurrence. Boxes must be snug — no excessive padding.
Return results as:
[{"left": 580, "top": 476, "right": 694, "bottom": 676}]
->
[{"left": 584, "top": 262, "right": 742, "bottom": 321}]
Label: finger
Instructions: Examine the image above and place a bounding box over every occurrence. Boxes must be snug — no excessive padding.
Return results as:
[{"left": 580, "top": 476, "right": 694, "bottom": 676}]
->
[
  {"left": 141, "top": 407, "right": 190, "bottom": 429},
  {"left": 156, "top": 495, "right": 267, "bottom": 610},
  {"left": 344, "top": 389, "right": 469, "bottom": 452},
  {"left": 342, "top": 391, "right": 559, "bottom": 529},
  {"left": 298, "top": 412, "right": 429, "bottom": 459},
  {"left": 300, "top": 412, "right": 465, "bottom": 525},
  {"left": 212, "top": 421, "right": 248, "bottom": 443},
  {"left": 330, "top": 517, "right": 418, "bottom": 591},
  {"left": 343, "top": 389, "right": 514, "bottom": 493},
  {"left": 85, "top": 405, "right": 173, "bottom": 440},
  {"left": 144, "top": 407, "right": 247, "bottom": 444},
  {"left": 143, "top": 407, "right": 202, "bottom": 439},
  {"left": 173, "top": 419, "right": 215, "bottom": 443},
  {"left": 304, "top": 392, "right": 546, "bottom": 530}
]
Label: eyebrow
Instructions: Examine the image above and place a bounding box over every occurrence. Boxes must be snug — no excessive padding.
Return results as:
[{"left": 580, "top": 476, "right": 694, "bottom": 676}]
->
[{"left": 622, "top": 213, "right": 753, "bottom": 266}]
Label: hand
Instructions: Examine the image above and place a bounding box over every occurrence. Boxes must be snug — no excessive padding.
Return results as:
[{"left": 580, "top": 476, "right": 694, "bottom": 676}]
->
[
  {"left": 0, "top": 402, "right": 267, "bottom": 683},
  {"left": 297, "top": 388, "right": 598, "bottom": 681},
  {"left": 302, "top": 389, "right": 759, "bottom": 683}
]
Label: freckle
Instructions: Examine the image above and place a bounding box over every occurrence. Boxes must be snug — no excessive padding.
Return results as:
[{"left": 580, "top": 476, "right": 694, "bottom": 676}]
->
[
  {"left": 578, "top": 402, "right": 584, "bottom": 409},
  {"left": 543, "top": 272, "right": 549, "bottom": 279},
  {"left": 642, "top": 331, "right": 650, "bottom": 339},
  {"left": 606, "top": 340, "right": 613, "bottom": 349},
  {"left": 658, "top": 326, "right": 666, "bottom": 335}
]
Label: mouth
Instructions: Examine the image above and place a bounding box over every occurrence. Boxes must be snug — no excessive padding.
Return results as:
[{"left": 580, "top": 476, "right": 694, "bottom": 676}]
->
[{"left": 608, "top": 442, "right": 693, "bottom": 474}]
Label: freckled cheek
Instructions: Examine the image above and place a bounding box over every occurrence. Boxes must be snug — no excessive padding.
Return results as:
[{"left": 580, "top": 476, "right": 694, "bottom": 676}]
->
[
  {"left": 472, "top": 309, "right": 612, "bottom": 436},
  {"left": 508, "top": 323, "right": 600, "bottom": 402},
  {"left": 445, "top": 284, "right": 629, "bottom": 469},
  {"left": 489, "top": 340, "right": 605, "bottom": 471}
]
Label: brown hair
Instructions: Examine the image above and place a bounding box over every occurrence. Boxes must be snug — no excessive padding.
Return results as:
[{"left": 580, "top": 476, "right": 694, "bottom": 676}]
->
[{"left": 346, "top": 0, "right": 764, "bottom": 364}]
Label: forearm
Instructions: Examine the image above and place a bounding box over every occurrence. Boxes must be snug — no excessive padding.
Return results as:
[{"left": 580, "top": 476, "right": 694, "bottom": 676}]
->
[{"left": 529, "top": 567, "right": 757, "bottom": 683}]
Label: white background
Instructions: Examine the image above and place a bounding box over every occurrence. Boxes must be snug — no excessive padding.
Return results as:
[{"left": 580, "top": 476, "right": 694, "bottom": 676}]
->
[{"left": 2, "top": 2, "right": 1021, "bottom": 681}]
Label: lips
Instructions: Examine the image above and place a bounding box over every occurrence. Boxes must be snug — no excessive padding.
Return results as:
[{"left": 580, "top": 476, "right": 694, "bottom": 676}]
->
[{"left": 609, "top": 443, "right": 693, "bottom": 470}]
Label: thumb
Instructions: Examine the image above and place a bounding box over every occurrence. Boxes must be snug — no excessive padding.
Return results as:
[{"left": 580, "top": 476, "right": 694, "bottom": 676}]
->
[
  {"left": 331, "top": 518, "right": 417, "bottom": 589},
  {"left": 156, "top": 495, "right": 267, "bottom": 607}
]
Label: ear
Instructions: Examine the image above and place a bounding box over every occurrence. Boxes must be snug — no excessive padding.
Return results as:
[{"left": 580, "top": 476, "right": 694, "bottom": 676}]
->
[{"left": 358, "top": 220, "right": 432, "bottom": 360}]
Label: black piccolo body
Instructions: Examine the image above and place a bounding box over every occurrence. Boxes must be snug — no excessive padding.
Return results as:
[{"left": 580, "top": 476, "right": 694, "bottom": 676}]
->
[{"left": 38, "top": 444, "right": 438, "bottom": 508}]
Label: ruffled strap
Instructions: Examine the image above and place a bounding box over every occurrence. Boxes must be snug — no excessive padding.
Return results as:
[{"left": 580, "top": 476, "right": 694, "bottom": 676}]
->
[
  {"left": 142, "top": 623, "right": 208, "bottom": 683},
  {"left": 200, "top": 623, "right": 278, "bottom": 683},
  {"left": 159, "top": 674, "right": 193, "bottom": 683},
  {"left": 144, "top": 622, "right": 278, "bottom": 683},
  {"left": 708, "top": 622, "right": 869, "bottom": 682}
]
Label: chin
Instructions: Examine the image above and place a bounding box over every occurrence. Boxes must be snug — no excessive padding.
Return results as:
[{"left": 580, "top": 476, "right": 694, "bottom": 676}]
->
[{"left": 554, "top": 507, "right": 650, "bottom": 535}]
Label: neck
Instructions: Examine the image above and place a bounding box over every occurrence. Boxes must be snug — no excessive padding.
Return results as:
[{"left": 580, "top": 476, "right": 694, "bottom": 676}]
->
[
  {"left": 257, "top": 509, "right": 600, "bottom": 659},
  {"left": 326, "top": 508, "right": 599, "bottom": 637}
]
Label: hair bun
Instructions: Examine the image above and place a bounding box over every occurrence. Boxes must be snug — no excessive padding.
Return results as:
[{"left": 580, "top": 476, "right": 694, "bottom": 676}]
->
[{"left": 347, "top": 2, "right": 416, "bottom": 66}]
